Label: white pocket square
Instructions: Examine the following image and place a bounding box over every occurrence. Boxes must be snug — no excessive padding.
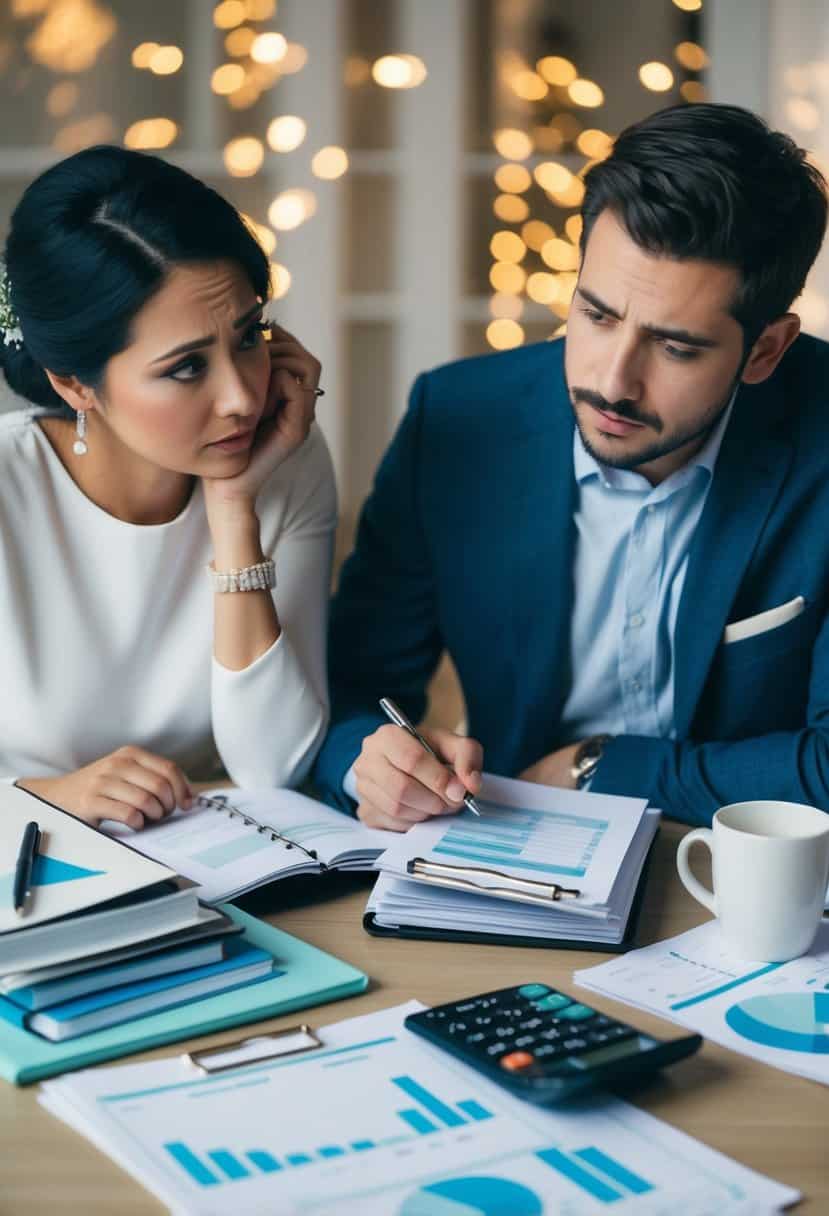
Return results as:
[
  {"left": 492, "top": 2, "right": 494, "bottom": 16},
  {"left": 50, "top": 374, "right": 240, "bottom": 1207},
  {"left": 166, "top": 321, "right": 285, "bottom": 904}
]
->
[{"left": 723, "top": 596, "right": 806, "bottom": 645}]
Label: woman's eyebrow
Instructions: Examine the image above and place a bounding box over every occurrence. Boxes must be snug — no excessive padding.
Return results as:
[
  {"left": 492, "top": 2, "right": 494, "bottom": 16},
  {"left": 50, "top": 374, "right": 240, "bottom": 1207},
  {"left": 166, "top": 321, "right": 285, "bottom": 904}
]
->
[{"left": 151, "top": 303, "right": 263, "bottom": 365}]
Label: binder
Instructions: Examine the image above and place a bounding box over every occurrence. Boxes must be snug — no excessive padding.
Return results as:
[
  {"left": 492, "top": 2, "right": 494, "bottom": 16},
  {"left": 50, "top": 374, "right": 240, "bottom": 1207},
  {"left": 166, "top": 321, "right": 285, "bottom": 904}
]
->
[
  {"left": 103, "top": 788, "right": 389, "bottom": 905},
  {"left": 0, "top": 905, "right": 368, "bottom": 1085},
  {"left": 363, "top": 833, "right": 656, "bottom": 953}
]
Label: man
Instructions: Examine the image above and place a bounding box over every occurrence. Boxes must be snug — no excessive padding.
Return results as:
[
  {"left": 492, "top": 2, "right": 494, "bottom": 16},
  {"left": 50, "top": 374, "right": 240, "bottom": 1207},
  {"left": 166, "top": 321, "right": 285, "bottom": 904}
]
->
[{"left": 314, "top": 103, "right": 829, "bottom": 830}]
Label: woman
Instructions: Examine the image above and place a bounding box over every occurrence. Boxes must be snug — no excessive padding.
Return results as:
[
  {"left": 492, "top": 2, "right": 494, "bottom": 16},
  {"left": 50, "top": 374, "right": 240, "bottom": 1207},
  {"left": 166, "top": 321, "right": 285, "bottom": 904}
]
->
[{"left": 0, "top": 145, "right": 336, "bottom": 831}]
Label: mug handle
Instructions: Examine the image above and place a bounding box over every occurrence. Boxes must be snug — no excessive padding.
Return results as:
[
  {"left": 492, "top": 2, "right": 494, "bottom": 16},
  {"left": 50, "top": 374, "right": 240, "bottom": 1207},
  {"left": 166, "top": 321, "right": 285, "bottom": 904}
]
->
[{"left": 676, "top": 828, "right": 716, "bottom": 913}]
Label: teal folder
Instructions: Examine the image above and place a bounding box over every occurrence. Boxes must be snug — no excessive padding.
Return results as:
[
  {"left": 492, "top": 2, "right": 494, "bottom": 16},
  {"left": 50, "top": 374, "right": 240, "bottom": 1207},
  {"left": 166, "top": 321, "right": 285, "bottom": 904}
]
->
[{"left": 0, "top": 905, "right": 368, "bottom": 1085}]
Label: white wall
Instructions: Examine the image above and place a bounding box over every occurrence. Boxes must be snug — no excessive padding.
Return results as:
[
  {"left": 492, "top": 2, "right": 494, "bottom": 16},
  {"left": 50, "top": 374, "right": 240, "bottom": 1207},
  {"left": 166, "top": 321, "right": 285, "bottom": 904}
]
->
[{"left": 708, "top": 0, "right": 829, "bottom": 337}]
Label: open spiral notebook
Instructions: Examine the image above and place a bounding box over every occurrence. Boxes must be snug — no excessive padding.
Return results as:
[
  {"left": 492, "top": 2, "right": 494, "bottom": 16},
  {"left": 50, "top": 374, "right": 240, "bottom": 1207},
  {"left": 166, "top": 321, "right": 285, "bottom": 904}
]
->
[{"left": 104, "top": 789, "right": 393, "bottom": 904}]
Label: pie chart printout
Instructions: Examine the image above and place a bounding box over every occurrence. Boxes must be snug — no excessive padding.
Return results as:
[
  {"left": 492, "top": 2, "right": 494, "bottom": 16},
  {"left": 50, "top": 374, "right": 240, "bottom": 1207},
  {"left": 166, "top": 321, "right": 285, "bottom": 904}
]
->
[
  {"left": 724, "top": 992, "right": 829, "bottom": 1054},
  {"left": 399, "top": 1175, "right": 544, "bottom": 1216}
]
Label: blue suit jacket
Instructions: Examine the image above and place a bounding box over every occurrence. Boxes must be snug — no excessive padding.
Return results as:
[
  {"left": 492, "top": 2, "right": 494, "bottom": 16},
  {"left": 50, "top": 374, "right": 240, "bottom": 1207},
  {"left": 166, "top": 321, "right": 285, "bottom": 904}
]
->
[{"left": 314, "top": 335, "right": 829, "bottom": 824}]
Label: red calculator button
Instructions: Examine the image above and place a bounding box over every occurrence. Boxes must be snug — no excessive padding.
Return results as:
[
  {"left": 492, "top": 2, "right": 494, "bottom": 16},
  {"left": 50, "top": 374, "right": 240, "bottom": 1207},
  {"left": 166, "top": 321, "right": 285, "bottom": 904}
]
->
[{"left": 500, "top": 1051, "right": 535, "bottom": 1072}]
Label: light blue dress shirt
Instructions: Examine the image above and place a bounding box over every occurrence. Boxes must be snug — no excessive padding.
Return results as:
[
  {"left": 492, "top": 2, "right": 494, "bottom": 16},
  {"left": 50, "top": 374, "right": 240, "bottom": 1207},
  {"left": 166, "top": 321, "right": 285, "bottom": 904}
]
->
[{"left": 558, "top": 404, "right": 733, "bottom": 745}]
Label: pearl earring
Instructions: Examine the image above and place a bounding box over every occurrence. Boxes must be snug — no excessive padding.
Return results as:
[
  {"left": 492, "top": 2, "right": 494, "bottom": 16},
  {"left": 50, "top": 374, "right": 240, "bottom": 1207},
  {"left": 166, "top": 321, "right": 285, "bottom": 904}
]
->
[{"left": 73, "top": 410, "right": 88, "bottom": 456}]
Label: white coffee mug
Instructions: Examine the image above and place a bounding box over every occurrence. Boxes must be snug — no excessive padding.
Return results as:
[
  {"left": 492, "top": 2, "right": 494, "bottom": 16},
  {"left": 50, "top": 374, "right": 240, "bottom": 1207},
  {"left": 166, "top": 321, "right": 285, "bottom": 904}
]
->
[{"left": 676, "top": 800, "right": 829, "bottom": 961}]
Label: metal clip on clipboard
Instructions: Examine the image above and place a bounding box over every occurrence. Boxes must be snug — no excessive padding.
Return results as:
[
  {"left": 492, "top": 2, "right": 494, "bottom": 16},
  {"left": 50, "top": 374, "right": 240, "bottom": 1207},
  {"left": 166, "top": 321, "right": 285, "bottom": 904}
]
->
[
  {"left": 405, "top": 856, "right": 581, "bottom": 908},
  {"left": 184, "top": 1024, "right": 323, "bottom": 1075}
]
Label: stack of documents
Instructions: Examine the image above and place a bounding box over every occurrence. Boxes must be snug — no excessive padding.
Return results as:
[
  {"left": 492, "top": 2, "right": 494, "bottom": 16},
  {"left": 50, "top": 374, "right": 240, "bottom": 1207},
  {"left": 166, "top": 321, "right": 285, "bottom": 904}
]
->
[
  {"left": 0, "top": 785, "right": 273, "bottom": 1042},
  {"left": 575, "top": 919, "right": 829, "bottom": 1085},
  {"left": 369, "top": 774, "right": 659, "bottom": 948},
  {"left": 105, "top": 787, "right": 394, "bottom": 903},
  {"left": 38, "top": 1001, "right": 798, "bottom": 1214}
]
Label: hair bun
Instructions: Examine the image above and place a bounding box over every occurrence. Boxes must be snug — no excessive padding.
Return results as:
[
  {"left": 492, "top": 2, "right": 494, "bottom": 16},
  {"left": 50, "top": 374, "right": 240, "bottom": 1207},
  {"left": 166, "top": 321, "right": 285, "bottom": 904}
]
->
[{"left": 0, "top": 340, "right": 63, "bottom": 409}]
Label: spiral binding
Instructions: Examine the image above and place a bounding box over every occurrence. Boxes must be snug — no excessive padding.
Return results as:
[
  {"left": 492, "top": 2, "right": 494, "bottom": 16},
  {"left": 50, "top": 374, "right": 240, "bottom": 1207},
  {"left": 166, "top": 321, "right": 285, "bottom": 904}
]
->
[{"left": 194, "top": 793, "right": 319, "bottom": 863}]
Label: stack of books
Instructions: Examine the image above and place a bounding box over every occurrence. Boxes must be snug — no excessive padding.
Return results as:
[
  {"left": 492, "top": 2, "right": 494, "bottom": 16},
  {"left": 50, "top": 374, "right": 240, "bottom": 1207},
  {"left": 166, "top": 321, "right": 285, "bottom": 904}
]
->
[{"left": 0, "top": 785, "right": 274, "bottom": 1042}]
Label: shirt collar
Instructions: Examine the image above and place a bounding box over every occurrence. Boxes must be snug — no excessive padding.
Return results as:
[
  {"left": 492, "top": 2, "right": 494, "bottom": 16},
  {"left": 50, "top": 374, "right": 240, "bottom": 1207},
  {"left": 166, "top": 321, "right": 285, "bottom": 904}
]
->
[{"left": 573, "top": 389, "right": 736, "bottom": 491}]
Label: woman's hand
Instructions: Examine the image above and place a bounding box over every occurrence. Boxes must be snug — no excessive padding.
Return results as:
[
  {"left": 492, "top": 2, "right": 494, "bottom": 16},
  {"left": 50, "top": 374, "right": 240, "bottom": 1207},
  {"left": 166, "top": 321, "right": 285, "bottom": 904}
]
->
[
  {"left": 202, "top": 326, "right": 321, "bottom": 515},
  {"left": 18, "top": 747, "right": 193, "bottom": 831}
]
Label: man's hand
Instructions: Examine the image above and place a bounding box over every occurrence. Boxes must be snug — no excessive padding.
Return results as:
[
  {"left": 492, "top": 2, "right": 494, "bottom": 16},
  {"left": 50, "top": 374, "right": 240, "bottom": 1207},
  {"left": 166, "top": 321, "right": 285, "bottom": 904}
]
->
[
  {"left": 518, "top": 742, "right": 582, "bottom": 789},
  {"left": 354, "top": 724, "right": 483, "bottom": 831}
]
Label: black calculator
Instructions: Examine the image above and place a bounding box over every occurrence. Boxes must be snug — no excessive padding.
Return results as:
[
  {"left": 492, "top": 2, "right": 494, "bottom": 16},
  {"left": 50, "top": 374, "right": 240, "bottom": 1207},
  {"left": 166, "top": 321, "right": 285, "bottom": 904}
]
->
[{"left": 405, "top": 983, "right": 702, "bottom": 1105}]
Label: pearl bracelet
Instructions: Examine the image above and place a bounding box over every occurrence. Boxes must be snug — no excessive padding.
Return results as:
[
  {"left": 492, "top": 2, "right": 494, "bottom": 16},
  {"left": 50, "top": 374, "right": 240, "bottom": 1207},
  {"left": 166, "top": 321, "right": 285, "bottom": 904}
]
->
[{"left": 207, "top": 559, "right": 276, "bottom": 594}]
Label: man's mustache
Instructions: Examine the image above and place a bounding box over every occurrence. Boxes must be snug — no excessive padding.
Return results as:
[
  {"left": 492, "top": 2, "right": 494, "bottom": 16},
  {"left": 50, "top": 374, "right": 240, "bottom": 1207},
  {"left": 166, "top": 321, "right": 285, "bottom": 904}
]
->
[{"left": 571, "top": 387, "right": 662, "bottom": 433}]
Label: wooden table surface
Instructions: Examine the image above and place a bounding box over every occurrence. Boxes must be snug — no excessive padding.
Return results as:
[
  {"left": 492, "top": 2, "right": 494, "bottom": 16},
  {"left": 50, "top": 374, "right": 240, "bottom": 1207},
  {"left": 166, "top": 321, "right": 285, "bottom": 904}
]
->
[{"left": 1, "top": 818, "right": 825, "bottom": 1214}]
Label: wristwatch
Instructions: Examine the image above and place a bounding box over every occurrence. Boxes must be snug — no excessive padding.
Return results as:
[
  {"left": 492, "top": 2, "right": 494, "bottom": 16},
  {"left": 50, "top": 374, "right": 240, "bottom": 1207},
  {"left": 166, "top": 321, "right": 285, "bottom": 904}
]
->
[{"left": 570, "top": 734, "right": 613, "bottom": 789}]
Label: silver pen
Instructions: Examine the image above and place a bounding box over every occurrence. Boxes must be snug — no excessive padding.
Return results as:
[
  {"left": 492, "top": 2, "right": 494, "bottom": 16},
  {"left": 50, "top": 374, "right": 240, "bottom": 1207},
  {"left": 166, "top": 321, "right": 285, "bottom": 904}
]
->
[{"left": 379, "top": 697, "right": 482, "bottom": 816}]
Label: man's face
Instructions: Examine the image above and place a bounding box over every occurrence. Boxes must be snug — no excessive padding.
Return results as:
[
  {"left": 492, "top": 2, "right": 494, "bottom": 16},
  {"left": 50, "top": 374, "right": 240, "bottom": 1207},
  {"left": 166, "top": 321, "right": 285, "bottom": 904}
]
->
[{"left": 564, "top": 209, "right": 748, "bottom": 480}]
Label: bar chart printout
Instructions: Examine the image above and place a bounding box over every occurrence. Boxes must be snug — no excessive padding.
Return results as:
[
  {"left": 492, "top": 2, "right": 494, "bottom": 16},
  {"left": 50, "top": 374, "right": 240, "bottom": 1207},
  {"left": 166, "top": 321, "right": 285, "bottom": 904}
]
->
[
  {"left": 161, "top": 1071, "right": 495, "bottom": 1184},
  {"left": 39, "top": 1004, "right": 798, "bottom": 1214},
  {"left": 433, "top": 802, "right": 609, "bottom": 879}
]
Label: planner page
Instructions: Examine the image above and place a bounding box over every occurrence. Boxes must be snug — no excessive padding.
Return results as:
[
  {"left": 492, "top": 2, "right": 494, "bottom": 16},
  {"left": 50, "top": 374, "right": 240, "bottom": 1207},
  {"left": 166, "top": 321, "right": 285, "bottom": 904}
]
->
[{"left": 105, "top": 787, "right": 395, "bottom": 903}]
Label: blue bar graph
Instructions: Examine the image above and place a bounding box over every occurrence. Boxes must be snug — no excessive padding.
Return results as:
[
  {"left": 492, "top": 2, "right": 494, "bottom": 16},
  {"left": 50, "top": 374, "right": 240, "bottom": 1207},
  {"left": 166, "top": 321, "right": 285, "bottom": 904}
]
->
[
  {"left": 162, "top": 1074, "right": 495, "bottom": 1192},
  {"left": 391, "top": 1075, "right": 466, "bottom": 1128},
  {"left": 432, "top": 803, "right": 609, "bottom": 878},
  {"left": 536, "top": 1148, "right": 622, "bottom": 1203},
  {"left": 399, "top": 1108, "right": 438, "bottom": 1135},
  {"left": 208, "top": 1150, "right": 250, "bottom": 1180},
  {"left": 575, "top": 1147, "right": 653, "bottom": 1195},
  {"left": 163, "top": 1142, "right": 220, "bottom": 1187},
  {"left": 247, "top": 1150, "right": 281, "bottom": 1173},
  {"left": 433, "top": 843, "right": 588, "bottom": 877}
]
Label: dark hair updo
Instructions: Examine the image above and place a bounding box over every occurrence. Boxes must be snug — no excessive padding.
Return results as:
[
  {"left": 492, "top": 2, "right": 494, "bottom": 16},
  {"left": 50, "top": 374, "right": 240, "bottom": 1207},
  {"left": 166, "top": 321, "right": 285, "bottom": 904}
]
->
[{"left": 1, "top": 145, "right": 271, "bottom": 414}]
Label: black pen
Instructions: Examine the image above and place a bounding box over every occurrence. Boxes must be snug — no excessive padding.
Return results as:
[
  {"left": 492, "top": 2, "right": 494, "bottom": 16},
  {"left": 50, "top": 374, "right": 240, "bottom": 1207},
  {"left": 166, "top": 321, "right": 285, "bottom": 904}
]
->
[
  {"left": 12, "top": 820, "right": 41, "bottom": 916},
  {"left": 379, "top": 698, "right": 482, "bottom": 816}
]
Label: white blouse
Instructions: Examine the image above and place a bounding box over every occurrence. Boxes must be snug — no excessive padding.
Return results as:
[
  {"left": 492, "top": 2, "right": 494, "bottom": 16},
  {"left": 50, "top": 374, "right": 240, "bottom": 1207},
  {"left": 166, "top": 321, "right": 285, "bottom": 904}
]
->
[{"left": 0, "top": 407, "right": 337, "bottom": 788}]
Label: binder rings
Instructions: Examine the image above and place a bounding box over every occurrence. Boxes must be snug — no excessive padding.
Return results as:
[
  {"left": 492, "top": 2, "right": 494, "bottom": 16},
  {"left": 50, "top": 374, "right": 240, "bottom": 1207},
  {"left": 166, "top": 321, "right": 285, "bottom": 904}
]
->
[
  {"left": 103, "top": 787, "right": 390, "bottom": 904},
  {"left": 363, "top": 834, "right": 656, "bottom": 953}
]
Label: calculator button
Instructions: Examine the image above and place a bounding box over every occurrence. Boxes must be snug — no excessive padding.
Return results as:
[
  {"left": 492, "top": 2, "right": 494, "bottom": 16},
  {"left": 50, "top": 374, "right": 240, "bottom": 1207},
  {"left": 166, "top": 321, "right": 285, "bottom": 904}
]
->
[
  {"left": 604, "top": 1025, "right": 637, "bottom": 1042},
  {"left": 518, "top": 1017, "right": 543, "bottom": 1031},
  {"left": 557, "top": 1003, "right": 596, "bottom": 1022},
  {"left": 446, "top": 1022, "right": 468, "bottom": 1034},
  {"left": 514, "top": 1035, "right": 536, "bottom": 1048},
  {"left": 485, "top": 1042, "right": 508, "bottom": 1057},
  {"left": 465, "top": 1032, "right": 486, "bottom": 1044},
  {"left": 562, "top": 1037, "right": 589, "bottom": 1051},
  {"left": 534, "top": 994, "right": 572, "bottom": 1013},
  {"left": 518, "top": 984, "right": 551, "bottom": 999},
  {"left": 535, "top": 1043, "right": 565, "bottom": 1060},
  {"left": 473, "top": 1015, "right": 493, "bottom": 1026},
  {"left": 500, "top": 1051, "right": 535, "bottom": 1071},
  {"left": 494, "top": 1026, "right": 516, "bottom": 1038},
  {"left": 455, "top": 1002, "right": 478, "bottom": 1013},
  {"left": 540, "top": 1028, "right": 564, "bottom": 1042}
]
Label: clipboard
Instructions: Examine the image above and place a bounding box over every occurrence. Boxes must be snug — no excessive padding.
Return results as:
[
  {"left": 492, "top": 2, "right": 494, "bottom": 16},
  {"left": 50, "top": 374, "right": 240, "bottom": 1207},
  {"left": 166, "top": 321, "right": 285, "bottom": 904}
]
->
[
  {"left": 363, "top": 833, "right": 656, "bottom": 953},
  {"left": 0, "top": 905, "right": 368, "bottom": 1085}
]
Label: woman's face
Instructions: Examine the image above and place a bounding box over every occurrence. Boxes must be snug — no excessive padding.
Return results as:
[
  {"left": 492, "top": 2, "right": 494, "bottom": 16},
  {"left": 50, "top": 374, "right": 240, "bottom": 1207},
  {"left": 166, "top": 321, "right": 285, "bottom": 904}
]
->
[{"left": 93, "top": 259, "right": 272, "bottom": 476}]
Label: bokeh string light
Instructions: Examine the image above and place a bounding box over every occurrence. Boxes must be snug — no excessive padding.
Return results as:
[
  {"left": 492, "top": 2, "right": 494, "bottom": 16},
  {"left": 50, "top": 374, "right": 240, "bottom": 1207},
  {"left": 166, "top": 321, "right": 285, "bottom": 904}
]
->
[
  {"left": 13, "top": 0, "right": 710, "bottom": 327},
  {"left": 486, "top": 3, "right": 708, "bottom": 350}
]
